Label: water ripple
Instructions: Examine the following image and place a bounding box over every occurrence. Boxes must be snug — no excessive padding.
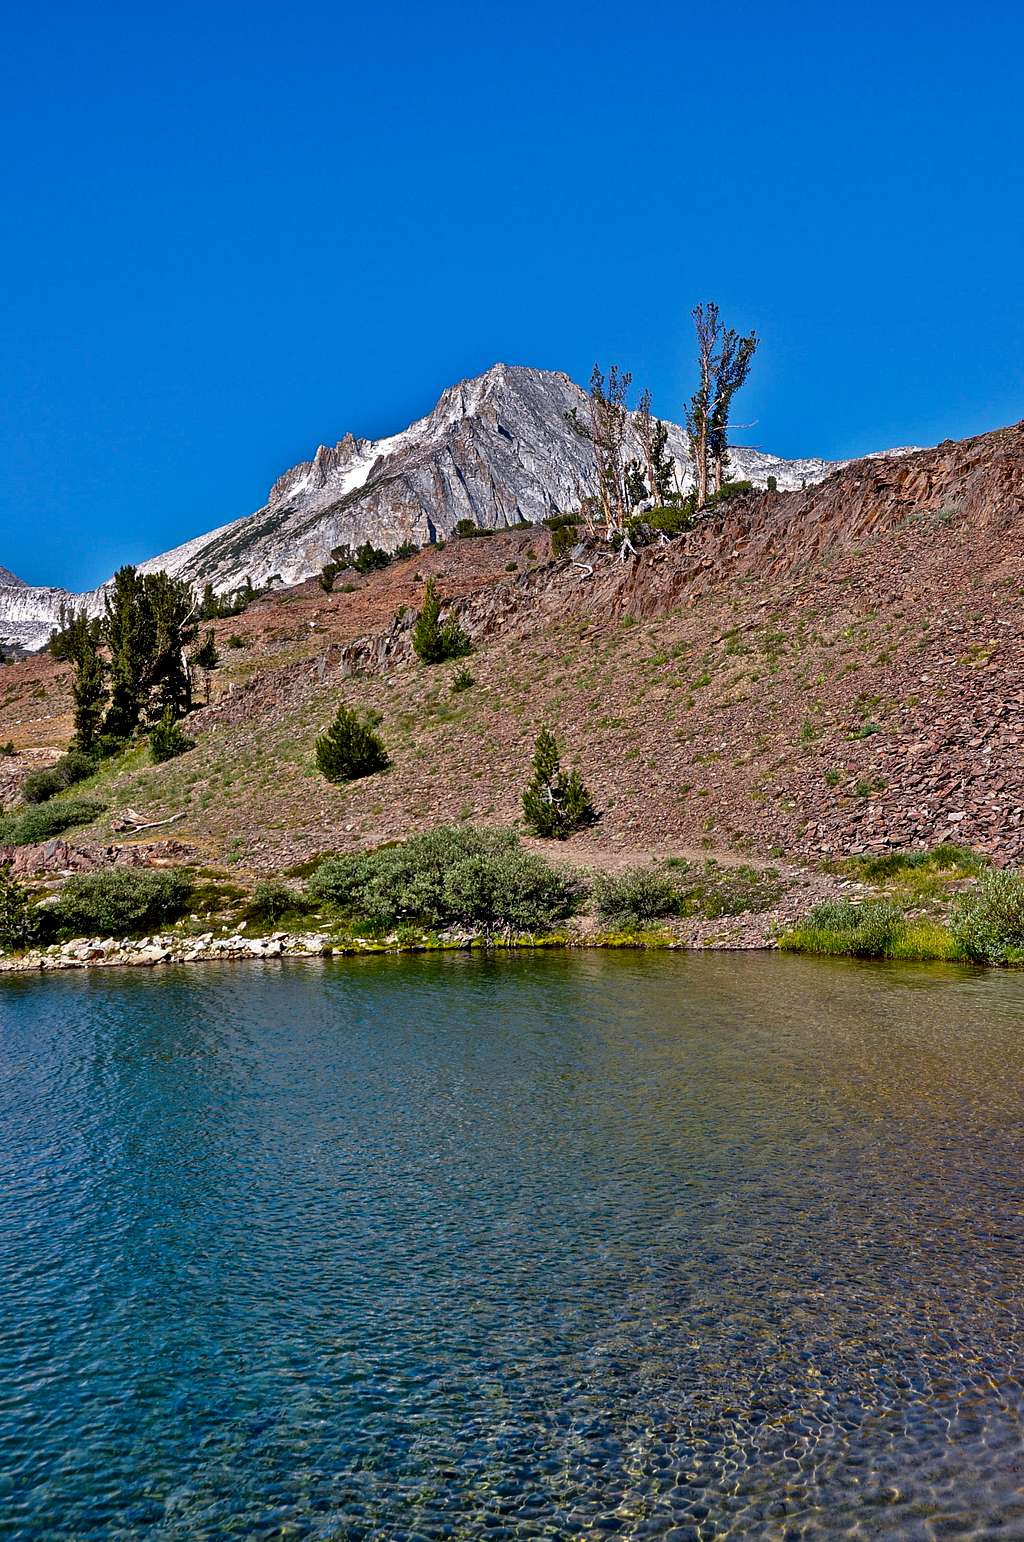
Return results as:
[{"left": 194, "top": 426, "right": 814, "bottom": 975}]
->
[{"left": 0, "top": 952, "right": 1022, "bottom": 1538}]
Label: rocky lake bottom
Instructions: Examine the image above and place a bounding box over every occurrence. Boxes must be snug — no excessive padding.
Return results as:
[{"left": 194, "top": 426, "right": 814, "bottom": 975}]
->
[{"left": 1, "top": 950, "right": 1022, "bottom": 1539}]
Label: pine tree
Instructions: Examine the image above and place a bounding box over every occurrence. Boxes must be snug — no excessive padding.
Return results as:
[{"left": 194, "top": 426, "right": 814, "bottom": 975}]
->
[
  {"left": 411, "top": 580, "right": 472, "bottom": 664},
  {"left": 51, "top": 606, "right": 108, "bottom": 752},
  {"left": 625, "top": 458, "right": 648, "bottom": 509},
  {"left": 708, "top": 329, "right": 758, "bottom": 494},
  {"left": 315, "top": 704, "right": 389, "bottom": 782},
  {"left": 193, "top": 632, "right": 219, "bottom": 672},
  {"left": 522, "top": 728, "right": 597, "bottom": 839},
  {"left": 150, "top": 707, "right": 195, "bottom": 763},
  {"left": 101, "top": 567, "right": 198, "bottom": 736},
  {"left": 145, "top": 571, "right": 198, "bottom": 722},
  {"left": 633, "top": 388, "right": 675, "bottom": 506}
]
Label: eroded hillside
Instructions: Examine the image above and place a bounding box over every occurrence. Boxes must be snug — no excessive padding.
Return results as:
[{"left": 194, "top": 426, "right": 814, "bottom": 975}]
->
[{"left": 2, "top": 423, "right": 1022, "bottom": 875}]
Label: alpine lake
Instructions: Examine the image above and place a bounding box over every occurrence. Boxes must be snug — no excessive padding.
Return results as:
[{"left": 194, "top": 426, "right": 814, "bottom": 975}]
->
[{"left": 1, "top": 950, "right": 1022, "bottom": 1539}]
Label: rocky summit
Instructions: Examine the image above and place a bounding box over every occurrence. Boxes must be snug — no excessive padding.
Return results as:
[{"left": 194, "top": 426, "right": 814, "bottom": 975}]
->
[{"left": 2, "top": 363, "right": 855, "bottom": 650}]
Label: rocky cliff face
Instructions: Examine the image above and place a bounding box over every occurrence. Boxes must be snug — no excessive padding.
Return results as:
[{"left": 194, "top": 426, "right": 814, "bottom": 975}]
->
[
  {"left": 0, "top": 581, "right": 109, "bottom": 652},
  {"left": 0, "top": 362, "right": 870, "bottom": 650}
]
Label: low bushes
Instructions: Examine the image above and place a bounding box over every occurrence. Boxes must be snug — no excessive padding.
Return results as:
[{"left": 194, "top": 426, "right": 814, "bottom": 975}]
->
[
  {"left": 645, "top": 505, "right": 696, "bottom": 539},
  {"left": 244, "top": 880, "right": 312, "bottom": 924},
  {"left": 50, "top": 869, "right": 194, "bottom": 937},
  {"left": 780, "top": 898, "right": 904, "bottom": 958},
  {"left": 308, "top": 826, "right": 584, "bottom": 936},
  {"left": 150, "top": 710, "right": 195, "bottom": 763},
  {"left": 0, "top": 868, "right": 38, "bottom": 949},
  {"left": 20, "top": 768, "right": 66, "bottom": 804},
  {"left": 593, "top": 868, "right": 682, "bottom": 928},
  {"left": 778, "top": 898, "right": 962, "bottom": 962},
  {"left": 950, "top": 870, "right": 1024, "bottom": 965},
  {"left": 593, "top": 859, "right": 785, "bottom": 930},
  {"left": 21, "top": 750, "right": 97, "bottom": 804},
  {"left": 550, "top": 524, "right": 579, "bottom": 558},
  {"left": 0, "top": 798, "right": 106, "bottom": 847},
  {"left": 668, "top": 859, "right": 786, "bottom": 919},
  {"left": 844, "top": 844, "right": 986, "bottom": 883}
]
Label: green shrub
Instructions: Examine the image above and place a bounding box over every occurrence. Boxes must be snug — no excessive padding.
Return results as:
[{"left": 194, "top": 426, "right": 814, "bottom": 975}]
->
[
  {"left": 780, "top": 898, "right": 905, "bottom": 958},
  {"left": 669, "top": 859, "right": 786, "bottom": 918},
  {"left": 57, "top": 749, "right": 98, "bottom": 785},
  {"left": 352, "top": 542, "right": 391, "bottom": 575},
  {"left": 521, "top": 728, "right": 597, "bottom": 839},
  {"left": 646, "top": 505, "right": 696, "bottom": 538},
  {"left": 455, "top": 519, "right": 489, "bottom": 538},
  {"left": 150, "top": 709, "right": 195, "bottom": 763},
  {"left": 593, "top": 859, "right": 784, "bottom": 928},
  {"left": 94, "top": 733, "right": 129, "bottom": 760},
  {"left": 21, "top": 749, "right": 97, "bottom": 804},
  {"left": 451, "top": 666, "right": 475, "bottom": 693},
  {"left": 593, "top": 868, "right": 681, "bottom": 928},
  {"left": 0, "top": 798, "right": 106, "bottom": 846},
  {"left": 550, "top": 524, "right": 578, "bottom": 558},
  {"left": 710, "top": 479, "right": 754, "bottom": 502},
  {"left": 226, "top": 633, "right": 245, "bottom": 649},
  {"left": 847, "top": 844, "right": 986, "bottom": 883},
  {"left": 192, "top": 632, "right": 220, "bottom": 670},
  {"left": 0, "top": 867, "right": 38, "bottom": 949},
  {"left": 51, "top": 868, "right": 194, "bottom": 937},
  {"left": 950, "top": 869, "right": 1024, "bottom": 965},
  {"left": 308, "top": 826, "right": 584, "bottom": 936},
  {"left": 21, "top": 768, "right": 66, "bottom": 804},
  {"left": 245, "top": 880, "right": 311, "bottom": 924},
  {"left": 315, "top": 704, "right": 389, "bottom": 782},
  {"left": 411, "top": 580, "right": 473, "bottom": 664}
]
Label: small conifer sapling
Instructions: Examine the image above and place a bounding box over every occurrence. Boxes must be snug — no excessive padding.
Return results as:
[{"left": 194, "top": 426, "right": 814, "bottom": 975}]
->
[
  {"left": 315, "top": 704, "right": 390, "bottom": 782},
  {"left": 522, "top": 728, "right": 597, "bottom": 839}
]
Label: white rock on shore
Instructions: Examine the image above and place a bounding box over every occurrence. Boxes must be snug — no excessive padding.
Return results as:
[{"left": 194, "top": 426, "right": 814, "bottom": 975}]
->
[{"left": 0, "top": 931, "right": 334, "bottom": 973}]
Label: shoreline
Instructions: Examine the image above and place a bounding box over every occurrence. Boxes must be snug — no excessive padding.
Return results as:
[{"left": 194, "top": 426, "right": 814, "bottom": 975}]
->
[
  {"left": 0, "top": 925, "right": 747, "bottom": 975},
  {"left": 0, "top": 926, "right": 997, "bottom": 976}
]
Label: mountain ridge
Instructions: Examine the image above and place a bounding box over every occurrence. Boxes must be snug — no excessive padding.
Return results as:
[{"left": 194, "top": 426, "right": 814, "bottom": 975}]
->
[{"left": 2, "top": 363, "right": 900, "bottom": 650}]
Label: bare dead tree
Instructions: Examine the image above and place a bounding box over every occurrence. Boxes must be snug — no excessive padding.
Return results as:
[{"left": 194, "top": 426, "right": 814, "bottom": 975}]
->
[
  {"left": 567, "top": 364, "right": 632, "bottom": 535},
  {"left": 685, "top": 303, "right": 719, "bottom": 510},
  {"left": 685, "top": 303, "right": 758, "bottom": 509}
]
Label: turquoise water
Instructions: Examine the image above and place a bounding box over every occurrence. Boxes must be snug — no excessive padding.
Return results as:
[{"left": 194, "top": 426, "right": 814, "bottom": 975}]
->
[{"left": 1, "top": 952, "right": 1023, "bottom": 1539}]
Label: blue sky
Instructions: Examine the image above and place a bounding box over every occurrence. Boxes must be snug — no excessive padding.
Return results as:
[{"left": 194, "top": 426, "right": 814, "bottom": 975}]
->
[{"left": 2, "top": 0, "right": 1022, "bottom": 589}]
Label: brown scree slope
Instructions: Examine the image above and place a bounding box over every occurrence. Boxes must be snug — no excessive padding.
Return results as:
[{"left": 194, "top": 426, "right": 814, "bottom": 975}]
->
[{"left": 1, "top": 421, "right": 1022, "bottom": 875}]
